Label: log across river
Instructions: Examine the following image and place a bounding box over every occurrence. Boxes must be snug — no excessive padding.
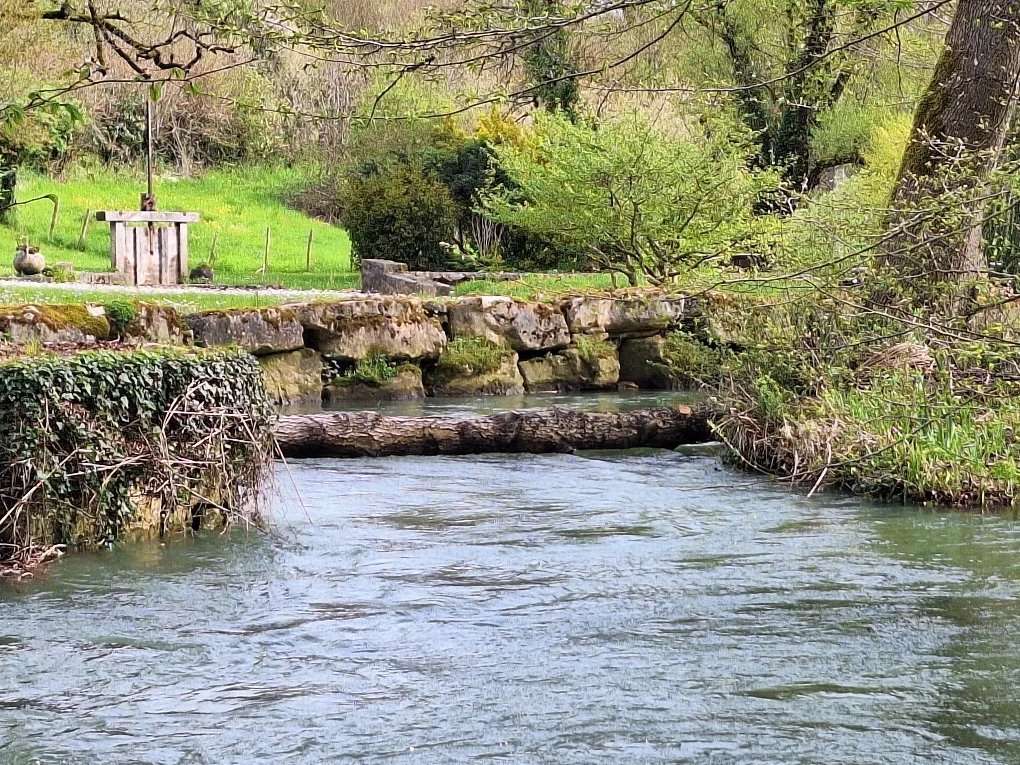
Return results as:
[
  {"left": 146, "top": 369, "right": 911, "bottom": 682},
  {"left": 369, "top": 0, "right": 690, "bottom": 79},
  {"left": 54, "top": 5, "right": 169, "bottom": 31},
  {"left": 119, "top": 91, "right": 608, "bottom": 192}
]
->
[{"left": 275, "top": 405, "right": 715, "bottom": 458}]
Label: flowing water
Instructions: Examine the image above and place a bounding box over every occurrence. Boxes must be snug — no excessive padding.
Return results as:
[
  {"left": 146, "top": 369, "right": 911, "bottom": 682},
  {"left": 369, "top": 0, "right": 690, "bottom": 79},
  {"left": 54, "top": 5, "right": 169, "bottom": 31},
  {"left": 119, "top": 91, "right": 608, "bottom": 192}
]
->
[{"left": 3, "top": 395, "right": 1020, "bottom": 764}]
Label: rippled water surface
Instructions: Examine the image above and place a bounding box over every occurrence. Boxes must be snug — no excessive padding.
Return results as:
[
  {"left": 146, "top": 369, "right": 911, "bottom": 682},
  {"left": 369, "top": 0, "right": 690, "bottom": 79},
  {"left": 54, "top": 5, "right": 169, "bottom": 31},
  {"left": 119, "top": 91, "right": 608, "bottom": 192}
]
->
[{"left": 3, "top": 404, "right": 1020, "bottom": 763}]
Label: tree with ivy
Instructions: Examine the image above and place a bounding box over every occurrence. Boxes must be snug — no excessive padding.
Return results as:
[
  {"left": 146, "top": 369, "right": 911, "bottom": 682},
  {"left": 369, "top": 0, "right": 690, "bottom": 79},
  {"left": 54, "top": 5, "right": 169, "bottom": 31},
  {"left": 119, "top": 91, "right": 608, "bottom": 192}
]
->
[
  {"left": 521, "top": 0, "right": 581, "bottom": 118},
  {"left": 694, "top": 0, "right": 918, "bottom": 201},
  {"left": 883, "top": 0, "right": 1020, "bottom": 300}
]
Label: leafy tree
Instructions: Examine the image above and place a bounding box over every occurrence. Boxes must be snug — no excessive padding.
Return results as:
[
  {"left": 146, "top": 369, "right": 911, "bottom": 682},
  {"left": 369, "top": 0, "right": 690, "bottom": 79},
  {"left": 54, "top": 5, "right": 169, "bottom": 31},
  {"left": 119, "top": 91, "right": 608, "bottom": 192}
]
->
[
  {"left": 521, "top": 0, "right": 581, "bottom": 118},
  {"left": 0, "top": 99, "right": 82, "bottom": 222},
  {"left": 482, "top": 112, "right": 773, "bottom": 285}
]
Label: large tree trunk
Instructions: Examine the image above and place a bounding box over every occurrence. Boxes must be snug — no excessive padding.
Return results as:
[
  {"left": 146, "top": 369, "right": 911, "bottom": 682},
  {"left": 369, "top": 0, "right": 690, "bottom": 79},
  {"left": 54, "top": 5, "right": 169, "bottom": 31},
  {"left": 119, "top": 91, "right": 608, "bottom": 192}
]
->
[
  {"left": 886, "top": 0, "right": 1020, "bottom": 284},
  {"left": 275, "top": 405, "right": 714, "bottom": 458}
]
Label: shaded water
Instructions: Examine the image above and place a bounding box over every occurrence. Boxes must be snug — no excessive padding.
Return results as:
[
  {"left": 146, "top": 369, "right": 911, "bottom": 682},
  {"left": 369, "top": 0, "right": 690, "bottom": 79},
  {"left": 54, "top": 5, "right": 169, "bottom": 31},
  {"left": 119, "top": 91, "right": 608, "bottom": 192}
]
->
[
  {"left": 322, "top": 389, "right": 703, "bottom": 417},
  {"left": 3, "top": 400, "right": 1020, "bottom": 763}
]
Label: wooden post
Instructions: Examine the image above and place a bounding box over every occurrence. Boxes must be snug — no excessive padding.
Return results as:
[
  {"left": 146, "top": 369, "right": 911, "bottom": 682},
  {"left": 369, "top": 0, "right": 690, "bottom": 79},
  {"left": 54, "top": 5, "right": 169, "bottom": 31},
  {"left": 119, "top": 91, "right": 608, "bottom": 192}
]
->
[
  {"left": 262, "top": 226, "right": 271, "bottom": 274},
  {"left": 142, "top": 94, "right": 156, "bottom": 211},
  {"left": 305, "top": 229, "right": 313, "bottom": 272},
  {"left": 47, "top": 198, "right": 59, "bottom": 242},
  {"left": 175, "top": 222, "right": 189, "bottom": 283},
  {"left": 110, "top": 221, "right": 129, "bottom": 279},
  {"left": 76, "top": 208, "right": 91, "bottom": 249}
]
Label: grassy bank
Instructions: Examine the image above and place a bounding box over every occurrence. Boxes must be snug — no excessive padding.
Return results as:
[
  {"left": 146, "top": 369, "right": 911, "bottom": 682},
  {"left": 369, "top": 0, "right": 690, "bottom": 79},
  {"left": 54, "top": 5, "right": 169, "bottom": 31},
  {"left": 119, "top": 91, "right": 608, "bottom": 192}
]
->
[
  {"left": 454, "top": 273, "right": 623, "bottom": 299},
  {"left": 703, "top": 289, "right": 1020, "bottom": 510},
  {"left": 0, "top": 166, "right": 356, "bottom": 289}
]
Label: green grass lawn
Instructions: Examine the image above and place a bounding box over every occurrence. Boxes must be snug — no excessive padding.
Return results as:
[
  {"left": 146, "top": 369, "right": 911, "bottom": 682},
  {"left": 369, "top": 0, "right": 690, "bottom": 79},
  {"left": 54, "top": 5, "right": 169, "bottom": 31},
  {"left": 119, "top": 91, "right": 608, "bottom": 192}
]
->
[{"left": 0, "top": 165, "right": 356, "bottom": 289}]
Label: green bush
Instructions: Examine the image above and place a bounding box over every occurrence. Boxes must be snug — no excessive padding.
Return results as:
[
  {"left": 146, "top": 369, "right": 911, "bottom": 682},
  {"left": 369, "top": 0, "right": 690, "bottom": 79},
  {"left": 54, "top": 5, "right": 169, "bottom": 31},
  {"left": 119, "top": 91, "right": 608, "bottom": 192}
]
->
[
  {"left": 574, "top": 335, "right": 615, "bottom": 369},
  {"left": 103, "top": 299, "right": 138, "bottom": 337},
  {"left": 318, "top": 113, "right": 584, "bottom": 273},
  {"left": 338, "top": 162, "right": 459, "bottom": 270},
  {"left": 332, "top": 118, "right": 467, "bottom": 270},
  {"left": 339, "top": 354, "right": 400, "bottom": 386},
  {"left": 809, "top": 101, "right": 885, "bottom": 168},
  {"left": 662, "top": 331, "right": 728, "bottom": 387}
]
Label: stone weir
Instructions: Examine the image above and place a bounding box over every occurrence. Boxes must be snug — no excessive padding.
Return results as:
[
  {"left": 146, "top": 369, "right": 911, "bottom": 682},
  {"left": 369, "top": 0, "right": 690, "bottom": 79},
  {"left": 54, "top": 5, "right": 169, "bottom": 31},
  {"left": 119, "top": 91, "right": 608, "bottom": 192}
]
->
[{"left": 184, "top": 291, "right": 695, "bottom": 409}]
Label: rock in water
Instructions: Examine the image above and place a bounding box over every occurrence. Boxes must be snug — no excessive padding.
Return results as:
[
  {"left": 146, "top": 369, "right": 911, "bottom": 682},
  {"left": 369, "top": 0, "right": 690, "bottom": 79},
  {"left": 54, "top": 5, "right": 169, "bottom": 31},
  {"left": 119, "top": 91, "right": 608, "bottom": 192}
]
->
[{"left": 323, "top": 366, "right": 426, "bottom": 404}]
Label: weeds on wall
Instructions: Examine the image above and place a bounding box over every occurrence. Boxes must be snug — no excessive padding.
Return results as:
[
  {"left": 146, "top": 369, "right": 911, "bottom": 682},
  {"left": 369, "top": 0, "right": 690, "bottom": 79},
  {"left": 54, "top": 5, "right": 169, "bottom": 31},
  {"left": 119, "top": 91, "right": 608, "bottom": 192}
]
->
[{"left": 431, "top": 337, "right": 512, "bottom": 385}]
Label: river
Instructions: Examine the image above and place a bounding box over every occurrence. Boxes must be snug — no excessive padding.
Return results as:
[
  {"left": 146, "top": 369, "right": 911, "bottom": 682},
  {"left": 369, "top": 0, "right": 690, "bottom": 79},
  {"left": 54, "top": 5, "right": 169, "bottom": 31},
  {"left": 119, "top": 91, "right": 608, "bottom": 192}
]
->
[{"left": 2, "top": 395, "right": 1020, "bottom": 763}]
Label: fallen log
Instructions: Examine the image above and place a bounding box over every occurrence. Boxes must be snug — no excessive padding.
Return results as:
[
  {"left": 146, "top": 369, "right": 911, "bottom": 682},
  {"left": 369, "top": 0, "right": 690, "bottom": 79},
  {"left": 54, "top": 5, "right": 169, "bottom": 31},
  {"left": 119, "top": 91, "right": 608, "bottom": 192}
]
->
[{"left": 275, "top": 405, "right": 714, "bottom": 458}]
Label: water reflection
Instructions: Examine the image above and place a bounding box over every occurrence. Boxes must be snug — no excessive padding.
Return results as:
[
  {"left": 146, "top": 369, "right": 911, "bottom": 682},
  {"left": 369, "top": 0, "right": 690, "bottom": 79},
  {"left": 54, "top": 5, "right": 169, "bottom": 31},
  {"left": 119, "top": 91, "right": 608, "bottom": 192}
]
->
[{"left": 1, "top": 449, "right": 1019, "bottom": 763}]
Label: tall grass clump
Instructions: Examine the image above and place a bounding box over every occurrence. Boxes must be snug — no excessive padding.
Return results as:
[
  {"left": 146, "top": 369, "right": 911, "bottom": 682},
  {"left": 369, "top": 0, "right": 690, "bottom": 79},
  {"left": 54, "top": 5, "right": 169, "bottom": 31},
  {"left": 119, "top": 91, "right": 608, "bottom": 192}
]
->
[{"left": 431, "top": 337, "right": 512, "bottom": 384}]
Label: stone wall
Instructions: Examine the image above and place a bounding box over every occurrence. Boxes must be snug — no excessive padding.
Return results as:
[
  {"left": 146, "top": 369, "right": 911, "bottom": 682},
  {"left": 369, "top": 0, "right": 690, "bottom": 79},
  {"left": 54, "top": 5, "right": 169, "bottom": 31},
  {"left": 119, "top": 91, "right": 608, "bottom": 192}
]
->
[
  {"left": 0, "top": 303, "right": 187, "bottom": 346},
  {"left": 186, "top": 291, "right": 693, "bottom": 408},
  {"left": 0, "top": 292, "right": 694, "bottom": 410}
]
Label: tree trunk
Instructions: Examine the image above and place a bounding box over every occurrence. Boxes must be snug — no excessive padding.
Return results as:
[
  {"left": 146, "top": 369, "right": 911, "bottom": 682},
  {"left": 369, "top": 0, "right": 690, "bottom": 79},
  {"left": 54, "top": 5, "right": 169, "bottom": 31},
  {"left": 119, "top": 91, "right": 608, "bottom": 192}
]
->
[
  {"left": 275, "top": 405, "right": 714, "bottom": 458},
  {"left": 0, "top": 166, "right": 16, "bottom": 225},
  {"left": 886, "top": 0, "right": 1020, "bottom": 284}
]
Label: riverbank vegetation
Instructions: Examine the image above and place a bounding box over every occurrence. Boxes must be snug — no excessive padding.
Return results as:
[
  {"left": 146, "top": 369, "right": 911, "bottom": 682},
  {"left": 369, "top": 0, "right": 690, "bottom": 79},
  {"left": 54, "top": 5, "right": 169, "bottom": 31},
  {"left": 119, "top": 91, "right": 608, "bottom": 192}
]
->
[
  {"left": 0, "top": 347, "right": 274, "bottom": 573},
  {"left": 697, "top": 289, "right": 1020, "bottom": 508},
  {"left": 3, "top": 0, "right": 1020, "bottom": 511}
]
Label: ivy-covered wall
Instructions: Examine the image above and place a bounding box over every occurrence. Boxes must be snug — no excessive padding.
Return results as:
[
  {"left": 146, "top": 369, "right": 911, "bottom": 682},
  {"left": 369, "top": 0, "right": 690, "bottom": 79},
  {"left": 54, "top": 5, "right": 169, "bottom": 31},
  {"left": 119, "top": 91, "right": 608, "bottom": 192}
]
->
[{"left": 0, "top": 347, "right": 275, "bottom": 566}]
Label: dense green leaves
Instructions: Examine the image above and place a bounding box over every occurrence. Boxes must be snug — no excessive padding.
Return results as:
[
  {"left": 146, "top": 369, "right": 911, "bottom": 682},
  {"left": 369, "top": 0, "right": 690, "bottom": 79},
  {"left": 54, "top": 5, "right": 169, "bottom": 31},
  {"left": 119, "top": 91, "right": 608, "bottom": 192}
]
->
[
  {"left": 0, "top": 348, "right": 275, "bottom": 562},
  {"left": 339, "top": 161, "right": 460, "bottom": 270},
  {"left": 482, "top": 112, "right": 775, "bottom": 284}
]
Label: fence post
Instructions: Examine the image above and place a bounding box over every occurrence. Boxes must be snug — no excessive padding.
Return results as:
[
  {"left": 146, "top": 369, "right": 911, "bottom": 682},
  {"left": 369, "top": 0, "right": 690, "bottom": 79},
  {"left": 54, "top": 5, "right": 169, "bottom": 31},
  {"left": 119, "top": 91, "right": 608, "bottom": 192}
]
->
[{"left": 76, "top": 208, "right": 92, "bottom": 249}]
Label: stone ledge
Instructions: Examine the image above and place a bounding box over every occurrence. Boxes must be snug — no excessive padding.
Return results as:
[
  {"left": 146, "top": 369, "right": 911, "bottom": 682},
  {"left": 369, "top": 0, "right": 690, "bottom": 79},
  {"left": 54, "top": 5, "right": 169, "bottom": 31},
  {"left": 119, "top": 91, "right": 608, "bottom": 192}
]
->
[
  {"left": 187, "top": 308, "right": 305, "bottom": 356},
  {"left": 361, "top": 259, "right": 526, "bottom": 296}
]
